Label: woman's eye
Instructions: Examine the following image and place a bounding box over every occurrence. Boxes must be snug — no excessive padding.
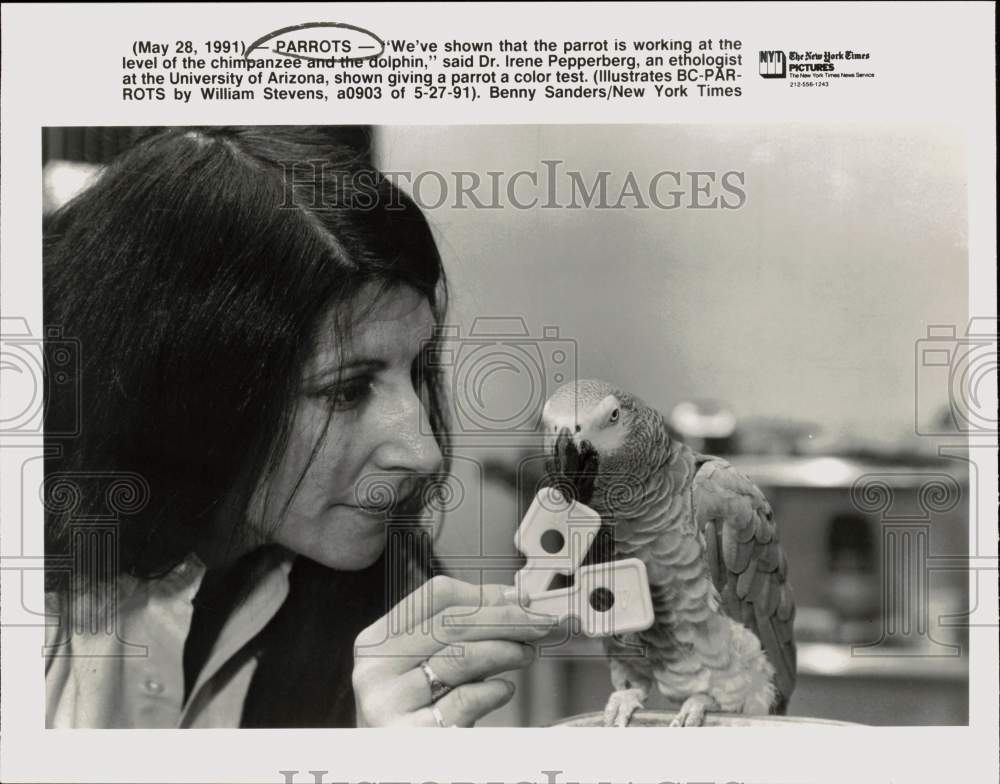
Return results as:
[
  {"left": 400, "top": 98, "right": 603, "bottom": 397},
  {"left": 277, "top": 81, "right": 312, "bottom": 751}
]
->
[{"left": 326, "top": 376, "right": 373, "bottom": 410}]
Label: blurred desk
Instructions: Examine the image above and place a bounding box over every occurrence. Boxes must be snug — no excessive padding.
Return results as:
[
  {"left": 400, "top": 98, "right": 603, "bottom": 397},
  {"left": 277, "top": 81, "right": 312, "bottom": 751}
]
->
[
  {"left": 455, "top": 451, "right": 971, "bottom": 727},
  {"left": 510, "top": 637, "right": 968, "bottom": 727},
  {"left": 792, "top": 642, "right": 968, "bottom": 725},
  {"left": 725, "top": 454, "right": 969, "bottom": 489},
  {"left": 728, "top": 454, "right": 970, "bottom": 650}
]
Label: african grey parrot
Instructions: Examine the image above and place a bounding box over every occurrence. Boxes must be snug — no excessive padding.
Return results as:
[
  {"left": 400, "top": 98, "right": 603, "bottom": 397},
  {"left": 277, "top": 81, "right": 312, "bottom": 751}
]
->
[{"left": 541, "top": 379, "right": 796, "bottom": 727}]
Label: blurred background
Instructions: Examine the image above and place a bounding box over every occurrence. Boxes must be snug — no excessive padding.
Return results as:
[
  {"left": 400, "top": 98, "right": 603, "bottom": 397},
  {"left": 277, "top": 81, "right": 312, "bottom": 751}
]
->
[
  {"left": 43, "top": 125, "right": 978, "bottom": 726},
  {"left": 377, "top": 125, "right": 974, "bottom": 727}
]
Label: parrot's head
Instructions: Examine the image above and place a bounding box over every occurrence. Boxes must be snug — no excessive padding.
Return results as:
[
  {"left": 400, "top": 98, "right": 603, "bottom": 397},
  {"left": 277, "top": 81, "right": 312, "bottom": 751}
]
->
[{"left": 540, "top": 379, "right": 670, "bottom": 514}]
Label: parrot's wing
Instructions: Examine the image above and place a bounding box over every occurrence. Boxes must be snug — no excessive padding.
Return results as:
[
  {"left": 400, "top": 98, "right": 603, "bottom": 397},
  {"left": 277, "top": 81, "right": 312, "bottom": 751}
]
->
[{"left": 692, "top": 456, "right": 797, "bottom": 711}]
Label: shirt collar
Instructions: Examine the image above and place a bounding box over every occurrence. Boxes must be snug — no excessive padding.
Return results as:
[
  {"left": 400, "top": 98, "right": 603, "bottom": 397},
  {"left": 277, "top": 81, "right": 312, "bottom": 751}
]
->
[{"left": 180, "top": 547, "right": 295, "bottom": 718}]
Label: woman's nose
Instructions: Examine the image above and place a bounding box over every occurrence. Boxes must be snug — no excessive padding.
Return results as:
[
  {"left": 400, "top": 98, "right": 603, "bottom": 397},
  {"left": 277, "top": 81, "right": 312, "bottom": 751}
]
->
[{"left": 374, "top": 387, "right": 443, "bottom": 475}]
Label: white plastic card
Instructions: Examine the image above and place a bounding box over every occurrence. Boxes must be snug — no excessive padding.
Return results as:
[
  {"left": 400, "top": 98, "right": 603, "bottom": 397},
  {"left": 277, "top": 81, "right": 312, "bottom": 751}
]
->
[
  {"left": 513, "top": 486, "right": 602, "bottom": 596},
  {"left": 513, "top": 488, "right": 654, "bottom": 636},
  {"left": 524, "top": 558, "right": 655, "bottom": 636}
]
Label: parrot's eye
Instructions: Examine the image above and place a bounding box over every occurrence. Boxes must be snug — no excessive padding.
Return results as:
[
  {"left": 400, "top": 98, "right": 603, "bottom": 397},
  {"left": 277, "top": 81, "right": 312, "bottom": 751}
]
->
[{"left": 609, "top": 408, "right": 620, "bottom": 424}]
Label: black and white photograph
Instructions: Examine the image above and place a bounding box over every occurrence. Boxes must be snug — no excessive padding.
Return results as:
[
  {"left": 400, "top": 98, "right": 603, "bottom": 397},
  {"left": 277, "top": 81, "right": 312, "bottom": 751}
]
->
[
  {"left": 37, "top": 123, "right": 974, "bottom": 728},
  {"left": 1, "top": 4, "right": 996, "bottom": 784}
]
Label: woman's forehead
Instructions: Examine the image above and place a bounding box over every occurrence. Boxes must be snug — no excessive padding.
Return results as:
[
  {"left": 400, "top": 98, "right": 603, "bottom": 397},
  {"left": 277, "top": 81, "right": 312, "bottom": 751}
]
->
[{"left": 312, "top": 285, "right": 434, "bottom": 366}]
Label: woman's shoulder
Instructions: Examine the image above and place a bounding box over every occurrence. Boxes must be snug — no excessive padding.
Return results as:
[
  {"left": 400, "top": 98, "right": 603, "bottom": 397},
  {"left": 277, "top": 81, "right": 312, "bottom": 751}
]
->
[{"left": 43, "top": 572, "right": 142, "bottom": 663}]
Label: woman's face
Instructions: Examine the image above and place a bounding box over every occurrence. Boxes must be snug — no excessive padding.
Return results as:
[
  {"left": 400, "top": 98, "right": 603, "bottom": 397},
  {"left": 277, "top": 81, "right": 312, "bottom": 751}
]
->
[{"left": 252, "top": 285, "right": 444, "bottom": 570}]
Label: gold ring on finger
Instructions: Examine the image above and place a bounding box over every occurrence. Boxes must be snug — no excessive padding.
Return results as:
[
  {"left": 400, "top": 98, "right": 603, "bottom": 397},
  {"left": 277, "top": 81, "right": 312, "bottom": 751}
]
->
[{"left": 419, "top": 658, "right": 452, "bottom": 702}]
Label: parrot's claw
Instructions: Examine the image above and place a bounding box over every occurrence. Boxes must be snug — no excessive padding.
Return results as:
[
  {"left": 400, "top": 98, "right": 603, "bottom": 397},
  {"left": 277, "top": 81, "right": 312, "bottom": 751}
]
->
[
  {"left": 669, "top": 694, "right": 719, "bottom": 727},
  {"left": 602, "top": 688, "right": 647, "bottom": 727}
]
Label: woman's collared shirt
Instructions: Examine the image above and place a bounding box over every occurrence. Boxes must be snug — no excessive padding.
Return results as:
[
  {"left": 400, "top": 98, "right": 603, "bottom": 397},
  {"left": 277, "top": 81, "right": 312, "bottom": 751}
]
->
[{"left": 45, "top": 549, "right": 295, "bottom": 728}]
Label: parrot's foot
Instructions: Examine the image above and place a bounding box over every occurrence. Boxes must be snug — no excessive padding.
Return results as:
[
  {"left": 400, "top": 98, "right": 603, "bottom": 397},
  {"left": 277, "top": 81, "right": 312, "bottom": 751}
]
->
[
  {"left": 602, "top": 688, "right": 647, "bottom": 727},
  {"left": 669, "top": 694, "right": 720, "bottom": 727}
]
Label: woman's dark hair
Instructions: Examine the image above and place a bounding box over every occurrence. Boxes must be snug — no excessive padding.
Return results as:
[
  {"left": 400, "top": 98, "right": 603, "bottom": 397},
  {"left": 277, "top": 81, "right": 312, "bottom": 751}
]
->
[{"left": 43, "top": 126, "right": 450, "bottom": 725}]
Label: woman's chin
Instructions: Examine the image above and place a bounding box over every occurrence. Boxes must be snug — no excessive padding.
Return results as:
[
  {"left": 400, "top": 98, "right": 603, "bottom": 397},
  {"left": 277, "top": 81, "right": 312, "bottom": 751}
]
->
[
  {"left": 271, "top": 506, "right": 390, "bottom": 571},
  {"left": 316, "top": 529, "right": 387, "bottom": 571}
]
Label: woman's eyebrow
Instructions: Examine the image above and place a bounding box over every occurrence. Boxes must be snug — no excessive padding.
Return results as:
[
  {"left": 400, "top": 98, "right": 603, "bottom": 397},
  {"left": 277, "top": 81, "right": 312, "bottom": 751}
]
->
[
  {"left": 304, "top": 358, "right": 387, "bottom": 383},
  {"left": 338, "top": 358, "right": 387, "bottom": 372}
]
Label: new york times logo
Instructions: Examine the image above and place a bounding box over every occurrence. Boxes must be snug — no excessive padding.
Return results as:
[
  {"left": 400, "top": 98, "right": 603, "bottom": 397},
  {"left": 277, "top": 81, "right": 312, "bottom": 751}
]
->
[{"left": 759, "top": 50, "right": 786, "bottom": 78}]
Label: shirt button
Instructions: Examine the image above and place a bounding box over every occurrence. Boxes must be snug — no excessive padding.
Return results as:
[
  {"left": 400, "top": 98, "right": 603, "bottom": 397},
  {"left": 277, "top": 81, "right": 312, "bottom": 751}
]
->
[{"left": 144, "top": 678, "right": 164, "bottom": 695}]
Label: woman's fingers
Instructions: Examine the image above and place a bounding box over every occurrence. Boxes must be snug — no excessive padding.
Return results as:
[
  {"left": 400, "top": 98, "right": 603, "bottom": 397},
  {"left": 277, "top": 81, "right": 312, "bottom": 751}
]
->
[
  {"left": 399, "top": 679, "right": 517, "bottom": 727},
  {"left": 390, "top": 640, "right": 534, "bottom": 714},
  {"left": 387, "top": 576, "right": 514, "bottom": 632},
  {"left": 352, "top": 577, "right": 550, "bottom": 726},
  {"left": 356, "top": 603, "right": 557, "bottom": 676},
  {"left": 431, "top": 640, "right": 535, "bottom": 685},
  {"left": 436, "top": 602, "right": 558, "bottom": 645},
  {"left": 356, "top": 577, "right": 514, "bottom": 650}
]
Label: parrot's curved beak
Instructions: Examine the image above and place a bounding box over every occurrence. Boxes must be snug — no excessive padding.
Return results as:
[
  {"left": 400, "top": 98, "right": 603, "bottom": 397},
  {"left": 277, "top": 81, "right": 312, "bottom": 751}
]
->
[{"left": 549, "top": 426, "right": 600, "bottom": 504}]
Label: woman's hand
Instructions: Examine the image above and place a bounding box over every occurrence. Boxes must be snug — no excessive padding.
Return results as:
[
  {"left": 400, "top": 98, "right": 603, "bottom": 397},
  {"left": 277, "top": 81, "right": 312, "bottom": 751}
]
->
[{"left": 352, "top": 575, "right": 557, "bottom": 727}]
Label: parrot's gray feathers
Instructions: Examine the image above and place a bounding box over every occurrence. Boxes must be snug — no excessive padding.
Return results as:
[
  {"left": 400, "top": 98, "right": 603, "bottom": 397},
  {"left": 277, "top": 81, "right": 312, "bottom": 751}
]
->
[
  {"left": 544, "top": 379, "right": 796, "bottom": 723},
  {"left": 723, "top": 527, "right": 754, "bottom": 573},
  {"left": 777, "top": 585, "right": 795, "bottom": 622},
  {"left": 703, "top": 519, "right": 722, "bottom": 587},
  {"left": 692, "top": 456, "right": 797, "bottom": 713}
]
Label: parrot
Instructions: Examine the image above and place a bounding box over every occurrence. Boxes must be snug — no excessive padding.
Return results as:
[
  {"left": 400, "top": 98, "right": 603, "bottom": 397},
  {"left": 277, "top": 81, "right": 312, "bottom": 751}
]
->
[{"left": 540, "top": 379, "right": 796, "bottom": 727}]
